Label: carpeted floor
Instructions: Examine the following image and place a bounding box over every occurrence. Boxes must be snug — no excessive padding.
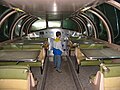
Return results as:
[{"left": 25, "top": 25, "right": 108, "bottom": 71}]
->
[{"left": 44, "top": 56, "right": 77, "bottom": 90}]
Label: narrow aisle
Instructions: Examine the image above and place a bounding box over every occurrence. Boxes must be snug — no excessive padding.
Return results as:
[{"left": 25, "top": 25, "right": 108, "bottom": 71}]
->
[
  {"left": 70, "top": 56, "right": 99, "bottom": 90},
  {"left": 44, "top": 56, "right": 77, "bottom": 90}
]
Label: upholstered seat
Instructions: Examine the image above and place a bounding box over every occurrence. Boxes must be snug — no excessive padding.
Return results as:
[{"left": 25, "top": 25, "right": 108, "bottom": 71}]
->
[
  {"left": 75, "top": 47, "right": 85, "bottom": 65},
  {"left": 0, "top": 65, "right": 37, "bottom": 90},
  {"left": 90, "top": 64, "right": 120, "bottom": 90}
]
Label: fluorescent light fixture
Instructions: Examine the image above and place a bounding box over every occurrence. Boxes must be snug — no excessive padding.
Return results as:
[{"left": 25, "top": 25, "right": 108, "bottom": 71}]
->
[{"left": 53, "top": 2, "right": 57, "bottom": 12}]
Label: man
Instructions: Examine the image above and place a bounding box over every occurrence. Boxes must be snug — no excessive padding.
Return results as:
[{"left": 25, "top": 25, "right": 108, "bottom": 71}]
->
[{"left": 53, "top": 31, "right": 63, "bottom": 73}]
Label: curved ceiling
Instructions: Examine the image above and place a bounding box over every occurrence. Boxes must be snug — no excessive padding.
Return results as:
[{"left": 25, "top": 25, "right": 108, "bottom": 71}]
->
[{"left": 0, "top": 0, "right": 107, "bottom": 20}]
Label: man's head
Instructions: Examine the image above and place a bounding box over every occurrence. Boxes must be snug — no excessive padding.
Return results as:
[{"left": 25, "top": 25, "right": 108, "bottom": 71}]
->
[{"left": 56, "top": 31, "right": 61, "bottom": 38}]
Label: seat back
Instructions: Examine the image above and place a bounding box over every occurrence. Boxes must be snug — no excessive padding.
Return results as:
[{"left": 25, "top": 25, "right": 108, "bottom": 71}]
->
[
  {"left": 38, "top": 48, "right": 45, "bottom": 66},
  {"left": 103, "top": 64, "right": 120, "bottom": 90},
  {"left": 92, "top": 64, "right": 120, "bottom": 90},
  {"left": 0, "top": 65, "right": 35, "bottom": 90},
  {"left": 75, "top": 47, "right": 85, "bottom": 64}
]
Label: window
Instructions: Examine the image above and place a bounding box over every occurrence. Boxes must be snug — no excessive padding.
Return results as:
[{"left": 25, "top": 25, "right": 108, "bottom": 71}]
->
[
  {"left": 48, "top": 21, "right": 61, "bottom": 27},
  {"left": 31, "top": 20, "right": 46, "bottom": 30}
]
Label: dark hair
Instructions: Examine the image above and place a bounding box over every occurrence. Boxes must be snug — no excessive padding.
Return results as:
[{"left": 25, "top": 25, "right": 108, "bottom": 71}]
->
[{"left": 56, "top": 31, "right": 61, "bottom": 37}]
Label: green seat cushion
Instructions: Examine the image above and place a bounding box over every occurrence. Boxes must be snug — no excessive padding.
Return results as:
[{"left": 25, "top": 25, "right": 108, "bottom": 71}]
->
[
  {"left": 0, "top": 62, "right": 17, "bottom": 65},
  {"left": 104, "top": 63, "right": 120, "bottom": 67},
  {"left": 17, "top": 61, "right": 42, "bottom": 67},
  {"left": 0, "top": 65, "right": 29, "bottom": 80},
  {"left": 81, "top": 60, "right": 112, "bottom": 66},
  {"left": 102, "top": 64, "right": 120, "bottom": 78},
  {"left": 20, "top": 44, "right": 42, "bottom": 49},
  {"left": 2, "top": 44, "right": 20, "bottom": 50},
  {"left": 81, "top": 60, "right": 100, "bottom": 66},
  {"left": 1, "top": 44, "right": 42, "bottom": 50}
]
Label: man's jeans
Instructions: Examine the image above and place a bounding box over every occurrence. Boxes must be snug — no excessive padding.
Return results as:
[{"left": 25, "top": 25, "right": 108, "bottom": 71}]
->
[{"left": 54, "top": 55, "right": 61, "bottom": 70}]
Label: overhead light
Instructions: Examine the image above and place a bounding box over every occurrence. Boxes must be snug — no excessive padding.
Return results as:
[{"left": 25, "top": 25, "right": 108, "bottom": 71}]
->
[{"left": 53, "top": 2, "right": 57, "bottom": 12}]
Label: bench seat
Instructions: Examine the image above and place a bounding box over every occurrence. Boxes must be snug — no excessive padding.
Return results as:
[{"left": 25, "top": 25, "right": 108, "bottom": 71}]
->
[
  {"left": 90, "top": 64, "right": 120, "bottom": 90},
  {"left": 0, "top": 65, "right": 36, "bottom": 90}
]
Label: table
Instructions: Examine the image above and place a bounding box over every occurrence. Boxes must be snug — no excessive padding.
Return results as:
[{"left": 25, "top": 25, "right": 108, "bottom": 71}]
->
[
  {"left": 81, "top": 48, "right": 120, "bottom": 60},
  {"left": 1, "top": 43, "right": 42, "bottom": 50},
  {"left": 0, "top": 50, "right": 40, "bottom": 62},
  {"left": 71, "top": 37, "right": 103, "bottom": 44},
  {"left": 14, "top": 40, "right": 45, "bottom": 45}
]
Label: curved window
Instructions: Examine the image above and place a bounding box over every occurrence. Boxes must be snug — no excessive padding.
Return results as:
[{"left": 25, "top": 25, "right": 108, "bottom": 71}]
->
[
  {"left": 76, "top": 16, "right": 88, "bottom": 35},
  {"left": 0, "top": 12, "right": 17, "bottom": 41},
  {"left": 86, "top": 22, "right": 94, "bottom": 37},
  {"left": 63, "top": 19, "right": 78, "bottom": 30},
  {"left": 96, "top": 3, "right": 120, "bottom": 44},
  {"left": 0, "top": 5, "right": 9, "bottom": 16},
  {"left": 48, "top": 21, "right": 61, "bottom": 28},
  {"left": 79, "top": 13, "right": 97, "bottom": 38},
  {"left": 13, "top": 15, "right": 29, "bottom": 38},
  {"left": 85, "top": 12, "right": 108, "bottom": 41},
  {"left": 0, "top": 20, "right": 8, "bottom": 41},
  {"left": 31, "top": 19, "right": 46, "bottom": 31},
  {"left": 0, "top": 5, "right": 11, "bottom": 41},
  {"left": 14, "top": 19, "right": 23, "bottom": 38}
]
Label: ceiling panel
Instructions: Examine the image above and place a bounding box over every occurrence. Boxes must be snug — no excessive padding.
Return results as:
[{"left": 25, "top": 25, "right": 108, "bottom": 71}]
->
[{"left": 0, "top": 0, "right": 107, "bottom": 19}]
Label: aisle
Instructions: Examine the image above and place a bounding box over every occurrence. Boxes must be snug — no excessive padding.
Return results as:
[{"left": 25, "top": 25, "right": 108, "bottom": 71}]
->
[{"left": 44, "top": 56, "right": 77, "bottom": 90}]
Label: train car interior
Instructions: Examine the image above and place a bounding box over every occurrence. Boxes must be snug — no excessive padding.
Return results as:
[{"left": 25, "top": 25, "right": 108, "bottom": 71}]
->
[{"left": 0, "top": 0, "right": 120, "bottom": 90}]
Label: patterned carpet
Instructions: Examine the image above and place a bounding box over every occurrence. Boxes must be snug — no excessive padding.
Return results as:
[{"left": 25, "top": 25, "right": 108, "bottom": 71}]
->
[{"left": 44, "top": 56, "right": 77, "bottom": 90}]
